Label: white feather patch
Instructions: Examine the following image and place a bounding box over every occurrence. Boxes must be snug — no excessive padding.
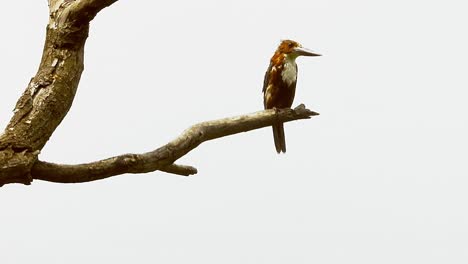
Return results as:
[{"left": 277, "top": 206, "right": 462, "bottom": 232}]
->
[{"left": 281, "top": 56, "right": 297, "bottom": 86}]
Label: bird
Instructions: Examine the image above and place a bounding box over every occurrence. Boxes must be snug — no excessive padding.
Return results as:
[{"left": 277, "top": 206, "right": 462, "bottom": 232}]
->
[{"left": 263, "top": 39, "right": 321, "bottom": 153}]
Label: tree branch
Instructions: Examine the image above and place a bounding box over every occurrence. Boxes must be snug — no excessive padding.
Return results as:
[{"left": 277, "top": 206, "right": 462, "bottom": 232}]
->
[
  {"left": 66, "top": 0, "right": 118, "bottom": 25},
  {"left": 0, "top": 0, "right": 119, "bottom": 186},
  {"left": 31, "top": 105, "right": 318, "bottom": 184}
]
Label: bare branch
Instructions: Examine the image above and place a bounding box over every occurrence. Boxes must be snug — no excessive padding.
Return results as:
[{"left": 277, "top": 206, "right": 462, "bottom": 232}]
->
[
  {"left": 67, "top": 0, "right": 118, "bottom": 24},
  {"left": 48, "top": 0, "right": 118, "bottom": 28},
  {"left": 159, "top": 164, "right": 198, "bottom": 176},
  {"left": 31, "top": 105, "right": 318, "bottom": 184},
  {"left": 32, "top": 160, "right": 197, "bottom": 183}
]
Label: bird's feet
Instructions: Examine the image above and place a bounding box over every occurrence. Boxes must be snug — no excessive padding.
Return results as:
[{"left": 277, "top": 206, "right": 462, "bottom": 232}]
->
[{"left": 272, "top": 107, "right": 283, "bottom": 122}]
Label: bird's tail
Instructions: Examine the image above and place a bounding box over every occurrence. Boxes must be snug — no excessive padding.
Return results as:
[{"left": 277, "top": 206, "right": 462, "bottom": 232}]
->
[{"left": 272, "top": 122, "right": 286, "bottom": 153}]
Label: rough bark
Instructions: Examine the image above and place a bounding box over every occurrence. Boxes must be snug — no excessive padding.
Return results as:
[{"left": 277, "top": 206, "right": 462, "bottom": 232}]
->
[
  {"left": 0, "top": 1, "right": 319, "bottom": 187},
  {"left": 0, "top": 0, "right": 116, "bottom": 185}
]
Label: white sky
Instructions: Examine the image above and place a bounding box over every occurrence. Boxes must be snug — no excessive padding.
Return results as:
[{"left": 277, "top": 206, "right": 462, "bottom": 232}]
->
[{"left": 1, "top": 1, "right": 468, "bottom": 263}]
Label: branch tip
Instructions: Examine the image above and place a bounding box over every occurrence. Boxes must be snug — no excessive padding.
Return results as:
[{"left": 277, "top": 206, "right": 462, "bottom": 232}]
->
[
  {"left": 160, "top": 164, "right": 198, "bottom": 176},
  {"left": 293, "top": 104, "right": 319, "bottom": 116}
]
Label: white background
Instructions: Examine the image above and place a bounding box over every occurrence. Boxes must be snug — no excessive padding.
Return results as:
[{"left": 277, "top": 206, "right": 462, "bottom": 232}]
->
[{"left": 1, "top": 1, "right": 468, "bottom": 263}]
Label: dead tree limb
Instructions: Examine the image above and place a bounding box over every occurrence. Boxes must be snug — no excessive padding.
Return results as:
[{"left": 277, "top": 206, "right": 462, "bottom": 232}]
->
[
  {"left": 0, "top": 1, "right": 319, "bottom": 186},
  {"left": 30, "top": 105, "right": 318, "bottom": 184}
]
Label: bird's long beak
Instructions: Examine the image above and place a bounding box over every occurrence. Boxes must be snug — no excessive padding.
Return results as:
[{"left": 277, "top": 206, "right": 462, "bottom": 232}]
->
[{"left": 293, "top": 47, "right": 321, "bottom": 57}]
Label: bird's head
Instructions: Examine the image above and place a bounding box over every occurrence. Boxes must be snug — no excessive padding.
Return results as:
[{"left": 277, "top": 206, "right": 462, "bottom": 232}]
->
[{"left": 276, "top": 39, "right": 321, "bottom": 60}]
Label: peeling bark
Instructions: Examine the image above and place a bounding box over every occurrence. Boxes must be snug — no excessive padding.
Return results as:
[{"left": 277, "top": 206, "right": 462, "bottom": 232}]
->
[{"left": 0, "top": 0, "right": 114, "bottom": 185}]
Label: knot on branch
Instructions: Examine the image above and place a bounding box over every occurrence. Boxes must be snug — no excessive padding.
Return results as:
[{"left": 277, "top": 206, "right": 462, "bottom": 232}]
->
[{"left": 0, "top": 147, "right": 39, "bottom": 186}]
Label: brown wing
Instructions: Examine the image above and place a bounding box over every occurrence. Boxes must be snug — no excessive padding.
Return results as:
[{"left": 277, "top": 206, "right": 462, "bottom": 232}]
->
[{"left": 262, "top": 62, "right": 273, "bottom": 94}]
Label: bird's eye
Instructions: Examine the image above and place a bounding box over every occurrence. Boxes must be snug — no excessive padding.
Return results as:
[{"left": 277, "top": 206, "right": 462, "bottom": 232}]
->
[{"left": 288, "top": 43, "right": 294, "bottom": 48}]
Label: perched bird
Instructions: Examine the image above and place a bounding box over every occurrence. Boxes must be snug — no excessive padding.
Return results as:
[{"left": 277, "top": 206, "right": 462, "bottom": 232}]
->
[{"left": 263, "top": 40, "right": 321, "bottom": 153}]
